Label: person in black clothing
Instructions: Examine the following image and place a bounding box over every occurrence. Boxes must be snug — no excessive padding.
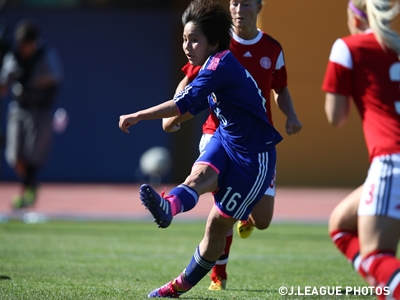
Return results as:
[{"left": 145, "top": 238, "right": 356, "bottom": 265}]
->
[{"left": 0, "top": 19, "right": 63, "bottom": 208}]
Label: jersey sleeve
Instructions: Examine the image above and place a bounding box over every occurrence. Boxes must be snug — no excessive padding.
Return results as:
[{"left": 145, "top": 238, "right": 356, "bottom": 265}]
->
[
  {"left": 174, "top": 57, "right": 230, "bottom": 115},
  {"left": 271, "top": 50, "right": 288, "bottom": 90},
  {"left": 322, "top": 38, "right": 353, "bottom": 96},
  {"left": 173, "top": 69, "right": 216, "bottom": 115},
  {"left": 182, "top": 62, "right": 201, "bottom": 81}
]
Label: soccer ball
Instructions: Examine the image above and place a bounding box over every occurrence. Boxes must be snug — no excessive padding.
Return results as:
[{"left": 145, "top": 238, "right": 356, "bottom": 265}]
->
[{"left": 139, "top": 146, "right": 172, "bottom": 177}]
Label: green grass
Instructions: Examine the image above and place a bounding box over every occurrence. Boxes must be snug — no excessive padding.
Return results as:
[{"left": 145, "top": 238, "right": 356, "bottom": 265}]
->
[{"left": 0, "top": 220, "right": 376, "bottom": 299}]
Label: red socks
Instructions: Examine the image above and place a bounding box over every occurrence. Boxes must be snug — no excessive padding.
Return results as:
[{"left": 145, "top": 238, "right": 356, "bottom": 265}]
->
[
  {"left": 210, "top": 229, "right": 233, "bottom": 280},
  {"left": 331, "top": 230, "right": 400, "bottom": 299},
  {"left": 361, "top": 250, "right": 400, "bottom": 300},
  {"left": 330, "top": 229, "right": 362, "bottom": 273}
]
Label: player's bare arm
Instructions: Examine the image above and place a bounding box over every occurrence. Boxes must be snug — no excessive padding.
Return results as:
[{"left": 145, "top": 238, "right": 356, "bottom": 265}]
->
[
  {"left": 273, "top": 87, "right": 302, "bottom": 135},
  {"left": 324, "top": 92, "right": 350, "bottom": 128},
  {"left": 162, "top": 112, "right": 194, "bottom": 133},
  {"left": 119, "top": 99, "right": 179, "bottom": 133}
]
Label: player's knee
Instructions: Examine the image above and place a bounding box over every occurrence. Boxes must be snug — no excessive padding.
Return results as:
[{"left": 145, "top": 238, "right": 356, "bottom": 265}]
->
[
  {"left": 328, "top": 211, "right": 338, "bottom": 233},
  {"left": 251, "top": 216, "right": 272, "bottom": 230},
  {"left": 328, "top": 204, "right": 357, "bottom": 233},
  {"left": 254, "top": 220, "right": 271, "bottom": 230},
  {"left": 328, "top": 207, "right": 342, "bottom": 233},
  {"left": 184, "top": 167, "right": 218, "bottom": 194}
]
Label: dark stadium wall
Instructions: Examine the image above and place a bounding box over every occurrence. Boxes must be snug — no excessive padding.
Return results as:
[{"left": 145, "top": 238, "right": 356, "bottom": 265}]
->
[{"left": 0, "top": 9, "right": 178, "bottom": 183}]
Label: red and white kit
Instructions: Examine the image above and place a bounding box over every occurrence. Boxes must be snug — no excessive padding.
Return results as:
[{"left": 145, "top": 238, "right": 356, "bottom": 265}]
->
[{"left": 323, "top": 31, "right": 400, "bottom": 219}]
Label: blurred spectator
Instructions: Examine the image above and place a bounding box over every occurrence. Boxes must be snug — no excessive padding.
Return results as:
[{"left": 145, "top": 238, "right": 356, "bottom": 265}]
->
[
  {"left": 0, "top": 19, "right": 10, "bottom": 169},
  {"left": 0, "top": 19, "right": 63, "bottom": 208}
]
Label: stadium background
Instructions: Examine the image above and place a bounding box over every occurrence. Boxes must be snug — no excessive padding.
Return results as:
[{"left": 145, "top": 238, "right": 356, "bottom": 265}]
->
[{"left": 0, "top": 0, "right": 372, "bottom": 187}]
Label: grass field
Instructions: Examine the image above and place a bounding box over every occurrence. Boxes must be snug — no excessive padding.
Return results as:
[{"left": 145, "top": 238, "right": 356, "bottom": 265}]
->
[{"left": 0, "top": 220, "right": 378, "bottom": 299}]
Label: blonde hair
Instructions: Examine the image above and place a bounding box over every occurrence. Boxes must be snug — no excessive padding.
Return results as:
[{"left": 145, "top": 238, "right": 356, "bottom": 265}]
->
[
  {"left": 351, "top": 0, "right": 367, "bottom": 16},
  {"left": 366, "top": 0, "right": 400, "bottom": 53}
]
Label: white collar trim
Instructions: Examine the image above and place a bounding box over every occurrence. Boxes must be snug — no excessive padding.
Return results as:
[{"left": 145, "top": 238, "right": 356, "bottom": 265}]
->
[{"left": 231, "top": 29, "right": 262, "bottom": 45}]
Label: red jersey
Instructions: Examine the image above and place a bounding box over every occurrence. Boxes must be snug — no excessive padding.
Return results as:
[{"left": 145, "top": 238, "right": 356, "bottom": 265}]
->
[
  {"left": 182, "top": 29, "right": 288, "bottom": 134},
  {"left": 322, "top": 31, "right": 400, "bottom": 161}
]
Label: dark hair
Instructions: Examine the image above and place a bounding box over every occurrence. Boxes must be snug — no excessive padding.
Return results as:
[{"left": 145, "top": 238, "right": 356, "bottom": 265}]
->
[
  {"left": 14, "top": 20, "right": 39, "bottom": 44},
  {"left": 182, "top": 0, "right": 232, "bottom": 52}
]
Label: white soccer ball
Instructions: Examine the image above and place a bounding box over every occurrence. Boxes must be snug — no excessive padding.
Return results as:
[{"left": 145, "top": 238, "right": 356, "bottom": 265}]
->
[{"left": 139, "top": 146, "right": 172, "bottom": 177}]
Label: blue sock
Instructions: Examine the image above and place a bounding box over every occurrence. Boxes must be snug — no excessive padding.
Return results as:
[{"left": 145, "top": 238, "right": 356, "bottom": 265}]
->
[
  {"left": 168, "top": 184, "right": 198, "bottom": 213},
  {"left": 176, "top": 246, "right": 215, "bottom": 289}
]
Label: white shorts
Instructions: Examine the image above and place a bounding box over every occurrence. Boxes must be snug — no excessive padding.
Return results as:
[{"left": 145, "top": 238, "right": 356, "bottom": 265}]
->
[
  {"left": 358, "top": 153, "right": 400, "bottom": 220},
  {"left": 199, "top": 133, "right": 276, "bottom": 197}
]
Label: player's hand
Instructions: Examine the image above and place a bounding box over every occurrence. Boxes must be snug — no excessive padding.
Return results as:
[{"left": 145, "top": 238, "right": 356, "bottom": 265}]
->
[
  {"left": 169, "top": 123, "right": 181, "bottom": 132},
  {"left": 285, "top": 116, "right": 302, "bottom": 136},
  {"left": 119, "top": 114, "right": 138, "bottom": 133}
]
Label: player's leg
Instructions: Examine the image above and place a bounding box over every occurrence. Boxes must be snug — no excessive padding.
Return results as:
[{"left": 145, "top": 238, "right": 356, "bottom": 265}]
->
[
  {"left": 21, "top": 109, "right": 53, "bottom": 207},
  {"left": 209, "top": 147, "right": 276, "bottom": 288},
  {"left": 140, "top": 136, "right": 227, "bottom": 228},
  {"left": 208, "top": 226, "right": 232, "bottom": 290},
  {"left": 358, "top": 155, "right": 400, "bottom": 299},
  {"left": 328, "top": 185, "right": 362, "bottom": 274},
  {"left": 247, "top": 195, "right": 274, "bottom": 230},
  {"left": 199, "top": 134, "right": 233, "bottom": 290},
  {"left": 148, "top": 206, "right": 237, "bottom": 298},
  {"left": 140, "top": 163, "right": 218, "bottom": 228},
  {"left": 237, "top": 170, "right": 276, "bottom": 239},
  {"left": 5, "top": 107, "right": 28, "bottom": 208},
  {"left": 358, "top": 216, "right": 400, "bottom": 299},
  {"left": 147, "top": 147, "right": 276, "bottom": 297}
]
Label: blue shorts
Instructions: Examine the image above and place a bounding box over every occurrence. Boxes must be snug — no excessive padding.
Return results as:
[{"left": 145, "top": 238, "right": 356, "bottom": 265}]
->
[{"left": 195, "top": 136, "right": 276, "bottom": 220}]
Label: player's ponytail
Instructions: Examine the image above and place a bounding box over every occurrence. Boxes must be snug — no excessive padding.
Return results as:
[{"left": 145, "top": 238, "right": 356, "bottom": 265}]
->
[{"left": 366, "top": 0, "right": 400, "bottom": 53}]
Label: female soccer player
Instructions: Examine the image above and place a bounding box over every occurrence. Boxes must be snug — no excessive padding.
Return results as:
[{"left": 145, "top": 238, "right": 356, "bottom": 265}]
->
[
  {"left": 163, "top": 0, "right": 302, "bottom": 290},
  {"left": 119, "top": 0, "right": 282, "bottom": 297},
  {"left": 322, "top": 0, "right": 400, "bottom": 298}
]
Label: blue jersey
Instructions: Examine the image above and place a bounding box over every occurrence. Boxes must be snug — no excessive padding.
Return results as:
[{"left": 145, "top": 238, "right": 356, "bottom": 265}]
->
[{"left": 174, "top": 50, "right": 282, "bottom": 153}]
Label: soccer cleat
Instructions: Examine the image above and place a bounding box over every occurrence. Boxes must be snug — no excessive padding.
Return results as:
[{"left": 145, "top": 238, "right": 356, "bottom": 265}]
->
[
  {"left": 208, "top": 276, "right": 227, "bottom": 290},
  {"left": 237, "top": 220, "right": 254, "bottom": 239},
  {"left": 140, "top": 184, "right": 173, "bottom": 228},
  {"left": 148, "top": 280, "right": 186, "bottom": 298},
  {"left": 23, "top": 187, "right": 37, "bottom": 207},
  {"left": 11, "top": 187, "right": 37, "bottom": 209},
  {"left": 11, "top": 195, "right": 25, "bottom": 209}
]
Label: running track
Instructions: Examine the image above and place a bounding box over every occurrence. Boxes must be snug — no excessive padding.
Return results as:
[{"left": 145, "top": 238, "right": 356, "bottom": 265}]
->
[{"left": 0, "top": 183, "right": 353, "bottom": 223}]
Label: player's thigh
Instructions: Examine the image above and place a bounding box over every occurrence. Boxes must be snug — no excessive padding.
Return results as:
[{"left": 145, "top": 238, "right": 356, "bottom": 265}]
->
[
  {"left": 183, "top": 163, "right": 219, "bottom": 195},
  {"left": 328, "top": 185, "right": 362, "bottom": 232},
  {"left": 249, "top": 194, "right": 274, "bottom": 229},
  {"left": 248, "top": 168, "right": 277, "bottom": 229},
  {"left": 187, "top": 136, "right": 229, "bottom": 195},
  {"left": 358, "top": 154, "right": 400, "bottom": 256}
]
